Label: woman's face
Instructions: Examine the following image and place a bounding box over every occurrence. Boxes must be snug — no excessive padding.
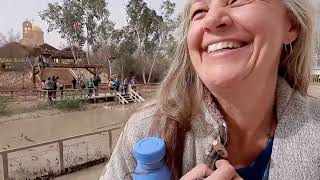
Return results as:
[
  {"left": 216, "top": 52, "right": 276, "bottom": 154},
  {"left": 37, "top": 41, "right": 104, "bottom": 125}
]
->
[{"left": 187, "top": 0, "right": 298, "bottom": 88}]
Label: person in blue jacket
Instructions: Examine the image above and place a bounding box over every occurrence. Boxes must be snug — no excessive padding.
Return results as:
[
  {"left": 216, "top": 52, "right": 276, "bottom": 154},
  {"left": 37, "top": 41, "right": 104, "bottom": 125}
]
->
[{"left": 114, "top": 77, "right": 120, "bottom": 94}]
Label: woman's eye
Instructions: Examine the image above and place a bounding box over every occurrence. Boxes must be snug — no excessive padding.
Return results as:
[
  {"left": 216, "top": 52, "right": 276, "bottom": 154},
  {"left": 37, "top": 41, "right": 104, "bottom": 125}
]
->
[
  {"left": 192, "top": 9, "right": 207, "bottom": 20},
  {"left": 228, "top": 0, "right": 255, "bottom": 7},
  {"left": 228, "top": 0, "right": 238, "bottom": 4}
]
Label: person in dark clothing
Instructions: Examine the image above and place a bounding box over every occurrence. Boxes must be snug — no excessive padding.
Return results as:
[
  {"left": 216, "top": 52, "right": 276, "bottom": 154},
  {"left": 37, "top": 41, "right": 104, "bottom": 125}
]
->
[
  {"left": 87, "top": 78, "right": 95, "bottom": 97},
  {"left": 114, "top": 77, "right": 120, "bottom": 94},
  {"left": 79, "top": 78, "right": 86, "bottom": 97},
  {"left": 46, "top": 77, "right": 54, "bottom": 101},
  {"left": 122, "top": 78, "right": 129, "bottom": 95},
  {"left": 94, "top": 75, "right": 101, "bottom": 96},
  {"left": 72, "top": 78, "right": 77, "bottom": 89},
  {"left": 52, "top": 76, "right": 57, "bottom": 99}
]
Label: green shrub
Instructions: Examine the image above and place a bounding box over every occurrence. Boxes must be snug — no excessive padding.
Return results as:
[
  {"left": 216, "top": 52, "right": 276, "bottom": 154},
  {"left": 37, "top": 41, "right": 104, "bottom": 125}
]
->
[
  {"left": 0, "top": 96, "right": 11, "bottom": 114},
  {"left": 50, "top": 94, "right": 83, "bottom": 111}
]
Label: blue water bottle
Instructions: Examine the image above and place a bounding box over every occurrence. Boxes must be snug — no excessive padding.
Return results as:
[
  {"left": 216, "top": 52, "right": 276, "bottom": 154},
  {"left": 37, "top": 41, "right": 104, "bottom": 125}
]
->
[{"left": 133, "top": 137, "right": 172, "bottom": 180}]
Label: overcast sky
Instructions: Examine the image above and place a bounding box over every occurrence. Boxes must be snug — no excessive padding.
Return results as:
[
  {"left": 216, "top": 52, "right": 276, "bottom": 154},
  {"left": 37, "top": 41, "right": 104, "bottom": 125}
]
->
[
  {"left": 0, "top": 0, "right": 185, "bottom": 48},
  {"left": 0, "top": 0, "right": 318, "bottom": 48}
]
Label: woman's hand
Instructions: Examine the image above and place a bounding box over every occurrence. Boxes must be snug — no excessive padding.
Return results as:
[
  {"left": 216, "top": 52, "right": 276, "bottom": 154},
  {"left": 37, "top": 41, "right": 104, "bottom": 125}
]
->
[{"left": 180, "top": 160, "right": 243, "bottom": 180}]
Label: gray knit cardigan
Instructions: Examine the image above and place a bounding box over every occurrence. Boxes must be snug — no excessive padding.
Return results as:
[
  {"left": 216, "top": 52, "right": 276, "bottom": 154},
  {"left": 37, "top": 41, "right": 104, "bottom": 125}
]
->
[{"left": 100, "top": 78, "right": 320, "bottom": 180}]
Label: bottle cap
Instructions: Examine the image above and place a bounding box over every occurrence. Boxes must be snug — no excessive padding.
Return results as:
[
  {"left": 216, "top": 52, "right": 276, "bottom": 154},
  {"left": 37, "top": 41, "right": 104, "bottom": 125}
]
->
[{"left": 134, "top": 137, "right": 166, "bottom": 163}]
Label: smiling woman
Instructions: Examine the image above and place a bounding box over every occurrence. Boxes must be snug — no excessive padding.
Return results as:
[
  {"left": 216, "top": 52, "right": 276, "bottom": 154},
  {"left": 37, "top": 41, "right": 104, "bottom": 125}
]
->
[
  {"left": 100, "top": 0, "right": 319, "bottom": 180},
  {"left": 188, "top": 0, "right": 303, "bottom": 89}
]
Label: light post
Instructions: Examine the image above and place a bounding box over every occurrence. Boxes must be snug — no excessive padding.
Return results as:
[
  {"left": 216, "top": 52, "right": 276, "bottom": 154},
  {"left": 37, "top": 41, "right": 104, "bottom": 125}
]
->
[{"left": 107, "top": 53, "right": 115, "bottom": 78}]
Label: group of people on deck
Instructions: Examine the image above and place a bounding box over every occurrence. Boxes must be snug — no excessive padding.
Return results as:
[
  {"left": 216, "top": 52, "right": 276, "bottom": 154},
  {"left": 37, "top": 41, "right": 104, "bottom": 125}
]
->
[
  {"left": 72, "top": 75, "right": 101, "bottom": 97},
  {"left": 40, "top": 76, "right": 64, "bottom": 101},
  {"left": 108, "top": 77, "right": 136, "bottom": 95},
  {"left": 39, "top": 75, "right": 136, "bottom": 100}
]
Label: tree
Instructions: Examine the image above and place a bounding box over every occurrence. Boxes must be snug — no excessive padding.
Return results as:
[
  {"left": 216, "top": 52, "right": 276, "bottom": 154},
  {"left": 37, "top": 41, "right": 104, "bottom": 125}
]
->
[
  {"left": 7, "top": 29, "right": 21, "bottom": 43},
  {"left": 90, "top": 0, "right": 179, "bottom": 83},
  {"left": 125, "top": 0, "right": 178, "bottom": 84},
  {"left": 109, "top": 28, "right": 138, "bottom": 81},
  {"left": 0, "top": 29, "right": 21, "bottom": 46},
  {"left": 0, "top": 33, "right": 7, "bottom": 46},
  {"left": 40, "top": 1, "right": 85, "bottom": 62},
  {"left": 78, "top": 0, "right": 114, "bottom": 63},
  {"left": 146, "top": 0, "right": 179, "bottom": 83},
  {"left": 40, "top": 0, "right": 114, "bottom": 63}
]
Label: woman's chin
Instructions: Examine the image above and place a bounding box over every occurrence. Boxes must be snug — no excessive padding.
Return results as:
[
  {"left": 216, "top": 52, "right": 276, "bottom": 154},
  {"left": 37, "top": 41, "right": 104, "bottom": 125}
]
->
[{"left": 200, "top": 70, "right": 245, "bottom": 89}]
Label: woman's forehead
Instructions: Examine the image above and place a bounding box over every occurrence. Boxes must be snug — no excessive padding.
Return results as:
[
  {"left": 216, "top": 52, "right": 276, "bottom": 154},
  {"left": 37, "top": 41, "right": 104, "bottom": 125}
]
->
[
  {"left": 192, "top": 0, "right": 206, "bottom": 3},
  {"left": 191, "top": 0, "right": 227, "bottom": 5},
  {"left": 192, "top": 0, "right": 215, "bottom": 3},
  {"left": 191, "top": 0, "right": 257, "bottom": 4}
]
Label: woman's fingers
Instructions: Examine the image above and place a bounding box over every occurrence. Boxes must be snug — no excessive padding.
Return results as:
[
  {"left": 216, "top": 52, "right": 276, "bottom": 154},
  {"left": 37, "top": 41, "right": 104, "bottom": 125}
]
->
[
  {"left": 205, "top": 160, "right": 242, "bottom": 180},
  {"left": 180, "top": 164, "right": 213, "bottom": 180},
  {"left": 180, "top": 160, "right": 243, "bottom": 180}
]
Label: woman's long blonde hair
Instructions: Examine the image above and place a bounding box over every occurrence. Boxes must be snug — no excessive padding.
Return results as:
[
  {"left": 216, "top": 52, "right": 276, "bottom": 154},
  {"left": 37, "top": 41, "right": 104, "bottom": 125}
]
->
[{"left": 153, "top": 0, "right": 316, "bottom": 179}]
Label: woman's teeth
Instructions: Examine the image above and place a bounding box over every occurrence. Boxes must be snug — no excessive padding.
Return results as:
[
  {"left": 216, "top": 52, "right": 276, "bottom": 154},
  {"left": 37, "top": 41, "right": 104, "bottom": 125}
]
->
[{"left": 207, "top": 41, "right": 242, "bottom": 54}]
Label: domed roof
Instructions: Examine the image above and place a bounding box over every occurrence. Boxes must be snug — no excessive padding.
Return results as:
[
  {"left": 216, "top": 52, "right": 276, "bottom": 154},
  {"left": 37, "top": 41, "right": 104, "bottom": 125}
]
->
[{"left": 31, "top": 25, "right": 43, "bottom": 33}]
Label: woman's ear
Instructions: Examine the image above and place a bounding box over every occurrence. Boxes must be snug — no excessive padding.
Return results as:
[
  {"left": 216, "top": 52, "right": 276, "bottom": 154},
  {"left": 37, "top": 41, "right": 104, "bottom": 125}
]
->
[{"left": 284, "top": 15, "right": 300, "bottom": 44}]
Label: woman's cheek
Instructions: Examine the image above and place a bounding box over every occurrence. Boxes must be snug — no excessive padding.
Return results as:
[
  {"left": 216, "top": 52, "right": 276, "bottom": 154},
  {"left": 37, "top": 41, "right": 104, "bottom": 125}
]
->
[
  {"left": 230, "top": 5, "right": 284, "bottom": 39},
  {"left": 188, "top": 22, "right": 204, "bottom": 52}
]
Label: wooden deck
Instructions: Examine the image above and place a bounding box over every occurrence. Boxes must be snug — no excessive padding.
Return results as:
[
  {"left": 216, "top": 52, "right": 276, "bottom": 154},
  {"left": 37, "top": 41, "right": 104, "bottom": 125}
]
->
[
  {"left": 86, "top": 93, "right": 115, "bottom": 103},
  {"left": 36, "top": 89, "right": 116, "bottom": 103}
]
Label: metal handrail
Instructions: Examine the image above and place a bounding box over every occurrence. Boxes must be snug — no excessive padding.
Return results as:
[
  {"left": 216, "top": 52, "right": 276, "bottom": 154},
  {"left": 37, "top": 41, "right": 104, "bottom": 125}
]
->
[{"left": 0, "top": 123, "right": 124, "bottom": 180}]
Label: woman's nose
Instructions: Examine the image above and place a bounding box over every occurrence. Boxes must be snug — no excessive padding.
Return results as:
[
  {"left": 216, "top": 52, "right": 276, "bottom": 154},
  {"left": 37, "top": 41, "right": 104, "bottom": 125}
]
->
[{"left": 202, "top": 7, "right": 233, "bottom": 33}]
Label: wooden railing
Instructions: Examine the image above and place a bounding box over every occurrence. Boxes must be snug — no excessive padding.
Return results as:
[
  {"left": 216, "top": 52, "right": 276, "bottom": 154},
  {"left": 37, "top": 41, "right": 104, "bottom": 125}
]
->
[
  {"left": 130, "top": 89, "right": 145, "bottom": 103},
  {"left": 0, "top": 124, "right": 124, "bottom": 180},
  {"left": 115, "top": 92, "right": 129, "bottom": 104},
  {"left": 0, "top": 83, "right": 160, "bottom": 102},
  {"left": 135, "top": 83, "right": 160, "bottom": 94},
  {"left": 35, "top": 88, "right": 111, "bottom": 101},
  {"left": 0, "top": 90, "right": 38, "bottom": 101},
  {"left": 311, "top": 74, "right": 320, "bottom": 84}
]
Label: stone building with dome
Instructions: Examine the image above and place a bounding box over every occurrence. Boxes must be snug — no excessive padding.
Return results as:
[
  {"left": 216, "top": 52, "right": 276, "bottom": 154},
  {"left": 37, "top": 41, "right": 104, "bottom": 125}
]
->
[{"left": 19, "top": 21, "right": 44, "bottom": 47}]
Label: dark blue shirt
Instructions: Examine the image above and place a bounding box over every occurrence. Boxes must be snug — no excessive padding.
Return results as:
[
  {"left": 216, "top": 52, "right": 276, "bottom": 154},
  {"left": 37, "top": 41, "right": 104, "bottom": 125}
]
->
[
  {"left": 235, "top": 138, "right": 274, "bottom": 180},
  {"left": 114, "top": 79, "right": 120, "bottom": 87}
]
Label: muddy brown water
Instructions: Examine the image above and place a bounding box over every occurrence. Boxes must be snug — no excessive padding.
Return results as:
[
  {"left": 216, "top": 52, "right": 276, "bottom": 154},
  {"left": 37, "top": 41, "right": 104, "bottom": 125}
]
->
[
  {"left": 0, "top": 108, "right": 129, "bottom": 149},
  {"left": 0, "top": 106, "right": 132, "bottom": 180}
]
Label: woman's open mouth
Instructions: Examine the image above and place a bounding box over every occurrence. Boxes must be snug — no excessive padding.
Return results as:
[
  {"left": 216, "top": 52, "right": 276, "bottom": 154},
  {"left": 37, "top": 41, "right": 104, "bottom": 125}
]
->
[
  {"left": 201, "top": 40, "right": 253, "bottom": 61},
  {"left": 206, "top": 41, "right": 250, "bottom": 54}
]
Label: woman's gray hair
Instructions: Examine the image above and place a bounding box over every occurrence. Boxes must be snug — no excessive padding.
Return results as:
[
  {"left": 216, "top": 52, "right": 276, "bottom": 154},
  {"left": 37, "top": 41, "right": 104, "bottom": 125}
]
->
[{"left": 280, "top": 0, "right": 316, "bottom": 94}]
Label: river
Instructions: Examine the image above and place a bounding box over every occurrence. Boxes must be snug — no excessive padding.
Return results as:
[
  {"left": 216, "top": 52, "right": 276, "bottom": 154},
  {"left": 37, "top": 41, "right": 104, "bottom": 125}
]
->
[{"left": 0, "top": 105, "right": 132, "bottom": 180}]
